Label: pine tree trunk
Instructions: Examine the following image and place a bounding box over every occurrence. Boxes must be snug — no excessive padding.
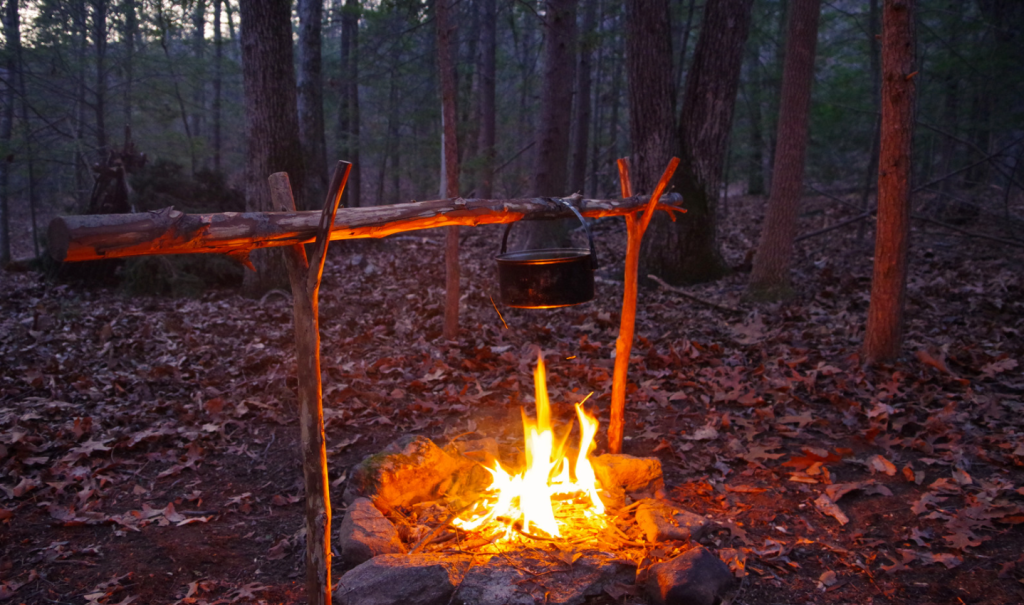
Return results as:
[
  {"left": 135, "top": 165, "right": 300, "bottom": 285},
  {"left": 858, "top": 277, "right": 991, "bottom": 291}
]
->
[
  {"left": 626, "top": 0, "right": 676, "bottom": 193},
  {"left": 864, "top": 0, "right": 915, "bottom": 364},
  {"left": 240, "top": 0, "right": 306, "bottom": 298},
  {"left": 298, "top": 0, "right": 328, "bottom": 210},
  {"left": 640, "top": 0, "right": 753, "bottom": 285},
  {"left": 476, "top": 0, "right": 496, "bottom": 199},
  {"left": 748, "top": 0, "right": 821, "bottom": 297},
  {"left": 521, "top": 0, "right": 578, "bottom": 249}
]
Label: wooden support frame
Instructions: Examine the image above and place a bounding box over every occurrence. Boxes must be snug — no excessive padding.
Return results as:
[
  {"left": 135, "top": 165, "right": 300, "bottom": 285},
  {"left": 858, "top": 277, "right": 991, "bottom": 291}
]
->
[
  {"left": 48, "top": 194, "right": 683, "bottom": 264},
  {"left": 267, "top": 161, "right": 351, "bottom": 605},
  {"left": 607, "top": 157, "right": 681, "bottom": 454},
  {"left": 47, "top": 159, "right": 686, "bottom": 603}
]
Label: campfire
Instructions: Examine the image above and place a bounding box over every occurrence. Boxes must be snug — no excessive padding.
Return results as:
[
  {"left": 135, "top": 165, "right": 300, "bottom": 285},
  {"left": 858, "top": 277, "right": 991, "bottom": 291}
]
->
[
  {"left": 334, "top": 352, "right": 735, "bottom": 605},
  {"left": 451, "top": 354, "right": 607, "bottom": 542}
]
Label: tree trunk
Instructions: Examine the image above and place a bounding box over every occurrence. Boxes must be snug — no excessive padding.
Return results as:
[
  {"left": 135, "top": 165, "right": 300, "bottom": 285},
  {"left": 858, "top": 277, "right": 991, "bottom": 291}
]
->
[
  {"left": 748, "top": 0, "right": 821, "bottom": 298},
  {"left": 864, "top": 0, "right": 915, "bottom": 364},
  {"left": 122, "top": 0, "right": 136, "bottom": 133},
  {"left": 571, "top": 0, "right": 597, "bottom": 195},
  {"left": 239, "top": 0, "right": 306, "bottom": 298},
  {"left": 437, "top": 0, "right": 461, "bottom": 342},
  {"left": 15, "top": 6, "right": 38, "bottom": 258},
  {"left": 347, "top": 0, "right": 361, "bottom": 208},
  {"left": 74, "top": 0, "right": 88, "bottom": 208},
  {"left": 521, "top": 0, "right": 578, "bottom": 249},
  {"left": 857, "top": 0, "right": 881, "bottom": 242},
  {"left": 640, "top": 0, "right": 754, "bottom": 285},
  {"left": 298, "top": 0, "right": 328, "bottom": 210},
  {"left": 476, "top": 0, "right": 496, "bottom": 199},
  {"left": 191, "top": 0, "right": 206, "bottom": 143},
  {"left": 92, "top": 0, "right": 108, "bottom": 157},
  {"left": 0, "top": 0, "right": 15, "bottom": 265},
  {"left": 743, "top": 42, "right": 766, "bottom": 195},
  {"left": 338, "top": 0, "right": 361, "bottom": 207},
  {"left": 626, "top": 0, "right": 677, "bottom": 193},
  {"left": 213, "top": 0, "right": 223, "bottom": 173},
  {"left": 673, "top": 0, "right": 697, "bottom": 113}
]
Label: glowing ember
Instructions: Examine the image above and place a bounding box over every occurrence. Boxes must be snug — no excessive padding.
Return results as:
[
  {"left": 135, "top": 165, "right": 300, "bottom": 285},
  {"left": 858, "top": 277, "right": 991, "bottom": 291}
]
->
[{"left": 454, "top": 354, "right": 606, "bottom": 539}]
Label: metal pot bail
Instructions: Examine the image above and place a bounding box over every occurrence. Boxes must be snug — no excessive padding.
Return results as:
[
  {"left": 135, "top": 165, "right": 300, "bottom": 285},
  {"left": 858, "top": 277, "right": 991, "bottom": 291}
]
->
[{"left": 499, "top": 199, "right": 598, "bottom": 269}]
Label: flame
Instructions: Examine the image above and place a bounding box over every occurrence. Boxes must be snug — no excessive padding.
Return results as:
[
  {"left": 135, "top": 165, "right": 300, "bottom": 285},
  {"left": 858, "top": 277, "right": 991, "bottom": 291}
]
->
[{"left": 454, "top": 353, "right": 605, "bottom": 538}]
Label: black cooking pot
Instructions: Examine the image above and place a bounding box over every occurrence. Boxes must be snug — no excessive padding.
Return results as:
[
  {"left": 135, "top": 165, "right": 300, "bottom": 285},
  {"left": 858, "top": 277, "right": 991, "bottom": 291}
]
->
[{"left": 495, "top": 200, "right": 597, "bottom": 309}]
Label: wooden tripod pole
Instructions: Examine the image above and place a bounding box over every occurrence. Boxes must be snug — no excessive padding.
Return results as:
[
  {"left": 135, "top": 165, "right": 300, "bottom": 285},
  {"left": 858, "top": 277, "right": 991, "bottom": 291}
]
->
[
  {"left": 607, "top": 157, "right": 681, "bottom": 454},
  {"left": 268, "top": 161, "right": 351, "bottom": 605}
]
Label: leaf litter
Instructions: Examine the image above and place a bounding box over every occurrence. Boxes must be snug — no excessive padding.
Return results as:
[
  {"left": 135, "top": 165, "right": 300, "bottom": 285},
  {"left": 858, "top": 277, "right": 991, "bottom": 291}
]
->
[{"left": 0, "top": 194, "right": 1023, "bottom": 603}]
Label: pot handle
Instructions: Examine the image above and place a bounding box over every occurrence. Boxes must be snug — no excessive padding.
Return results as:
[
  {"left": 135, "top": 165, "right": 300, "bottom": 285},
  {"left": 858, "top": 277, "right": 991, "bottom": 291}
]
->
[{"left": 499, "top": 199, "right": 598, "bottom": 269}]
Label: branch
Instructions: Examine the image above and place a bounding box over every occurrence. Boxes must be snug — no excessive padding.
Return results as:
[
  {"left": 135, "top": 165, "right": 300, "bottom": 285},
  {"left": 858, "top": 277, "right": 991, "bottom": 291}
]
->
[{"left": 645, "top": 274, "right": 744, "bottom": 316}]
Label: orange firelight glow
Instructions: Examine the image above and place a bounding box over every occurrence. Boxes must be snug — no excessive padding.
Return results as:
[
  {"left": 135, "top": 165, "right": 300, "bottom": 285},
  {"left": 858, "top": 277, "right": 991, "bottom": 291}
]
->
[{"left": 454, "top": 354, "right": 606, "bottom": 538}]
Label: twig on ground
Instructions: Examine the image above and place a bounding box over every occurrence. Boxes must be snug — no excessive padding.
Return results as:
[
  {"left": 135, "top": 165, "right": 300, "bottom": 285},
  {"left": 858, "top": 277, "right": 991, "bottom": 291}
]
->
[{"left": 646, "top": 275, "right": 744, "bottom": 316}]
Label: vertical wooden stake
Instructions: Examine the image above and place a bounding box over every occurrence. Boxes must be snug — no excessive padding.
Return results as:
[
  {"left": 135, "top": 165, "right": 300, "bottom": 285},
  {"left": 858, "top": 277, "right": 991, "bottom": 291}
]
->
[
  {"left": 608, "top": 157, "right": 679, "bottom": 454},
  {"left": 437, "top": 0, "right": 461, "bottom": 342},
  {"left": 269, "top": 161, "right": 351, "bottom": 605}
]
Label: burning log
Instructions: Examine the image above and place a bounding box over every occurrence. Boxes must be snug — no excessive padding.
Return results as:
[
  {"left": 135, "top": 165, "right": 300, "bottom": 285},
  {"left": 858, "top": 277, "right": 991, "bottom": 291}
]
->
[{"left": 47, "top": 193, "right": 683, "bottom": 264}]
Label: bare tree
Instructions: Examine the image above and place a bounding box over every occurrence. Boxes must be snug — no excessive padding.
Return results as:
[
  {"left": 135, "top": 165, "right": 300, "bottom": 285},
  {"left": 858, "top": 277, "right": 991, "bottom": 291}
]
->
[
  {"left": 640, "top": 0, "right": 754, "bottom": 284},
  {"left": 748, "top": 0, "right": 822, "bottom": 298},
  {"left": 476, "top": 0, "right": 496, "bottom": 199},
  {"left": 864, "top": 0, "right": 915, "bottom": 364}
]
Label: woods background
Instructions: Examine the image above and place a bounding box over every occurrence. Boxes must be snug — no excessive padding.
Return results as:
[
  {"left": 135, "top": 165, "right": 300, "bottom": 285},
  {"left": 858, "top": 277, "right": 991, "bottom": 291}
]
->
[{"left": 0, "top": 0, "right": 1021, "bottom": 266}]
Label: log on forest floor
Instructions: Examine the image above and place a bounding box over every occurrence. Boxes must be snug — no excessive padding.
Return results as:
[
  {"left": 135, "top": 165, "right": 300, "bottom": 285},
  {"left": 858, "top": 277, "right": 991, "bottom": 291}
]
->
[{"left": 47, "top": 194, "right": 683, "bottom": 263}]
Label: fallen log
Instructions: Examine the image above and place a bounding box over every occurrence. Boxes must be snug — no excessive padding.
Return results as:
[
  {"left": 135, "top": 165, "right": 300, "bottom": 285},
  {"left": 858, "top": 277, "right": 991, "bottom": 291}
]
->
[{"left": 48, "top": 194, "right": 684, "bottom": 264}]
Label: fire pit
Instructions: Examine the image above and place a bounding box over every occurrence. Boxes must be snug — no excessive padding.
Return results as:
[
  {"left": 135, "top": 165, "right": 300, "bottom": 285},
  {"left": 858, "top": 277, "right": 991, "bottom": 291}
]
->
[{"left": 334, "top": 354, "right": 735, "bottom": 605}]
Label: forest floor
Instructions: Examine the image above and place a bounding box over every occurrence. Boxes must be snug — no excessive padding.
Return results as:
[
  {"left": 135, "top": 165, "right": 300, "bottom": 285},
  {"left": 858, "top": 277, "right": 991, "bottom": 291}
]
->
[{"left": 1, "top": 190, "right": 1023, "bottom": 605}]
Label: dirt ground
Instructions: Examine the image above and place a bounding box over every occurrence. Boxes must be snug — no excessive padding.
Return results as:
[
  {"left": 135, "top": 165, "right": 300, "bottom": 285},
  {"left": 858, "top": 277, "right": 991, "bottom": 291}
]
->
[{"left": 1, "top": 190, "right": 1023, "bottom": 604}]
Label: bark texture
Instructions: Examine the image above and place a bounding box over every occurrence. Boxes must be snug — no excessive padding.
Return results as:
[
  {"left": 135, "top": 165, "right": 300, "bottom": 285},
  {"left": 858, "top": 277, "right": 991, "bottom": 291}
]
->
[
  {"left": 748, "top": 0, "right": 821, "bottom": 297},
  {"left": 239, "top": 0, "right": 305, "bottom": 296},
  {"left": 521, "top": 0, "right": 578, "bottom": 250},
  {"left": 864, "top": 0, "right": 915, "bottom": 363},
  {"left": 640, "top": 0, "right": 754, "bottom": 285},
  {"left": 626, "top": 0, "right": 677, "bottom": 193},
  {"left": 298, "top": 0, "right": 328, "bottom": 210}
]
